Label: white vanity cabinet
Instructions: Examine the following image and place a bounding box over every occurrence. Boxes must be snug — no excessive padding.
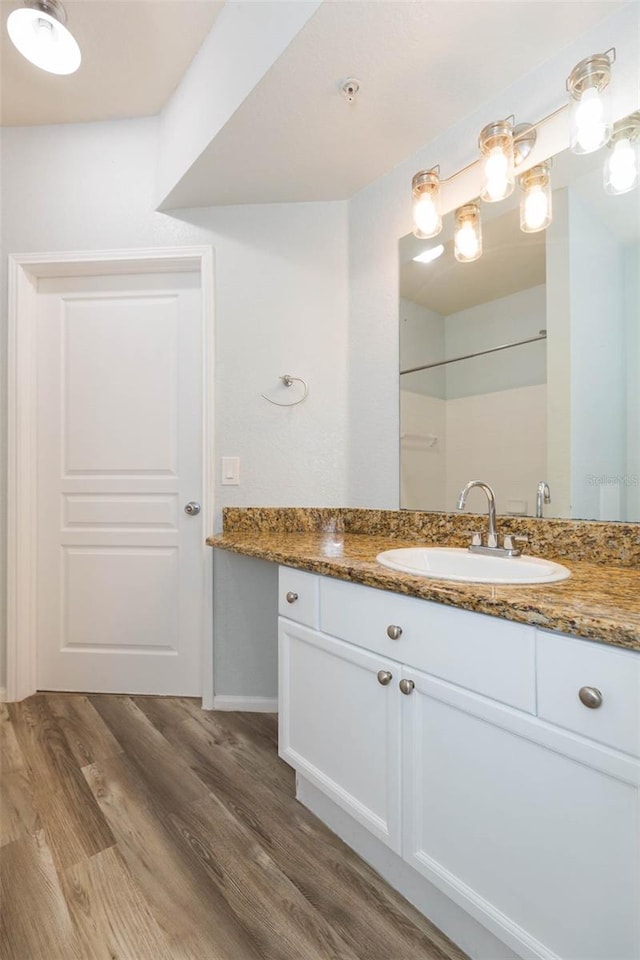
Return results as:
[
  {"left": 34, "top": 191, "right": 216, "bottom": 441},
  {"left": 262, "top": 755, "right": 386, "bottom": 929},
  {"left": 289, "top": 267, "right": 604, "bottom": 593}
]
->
[{"left": 278, "top": 566, "right": 640, "bottom": 960}]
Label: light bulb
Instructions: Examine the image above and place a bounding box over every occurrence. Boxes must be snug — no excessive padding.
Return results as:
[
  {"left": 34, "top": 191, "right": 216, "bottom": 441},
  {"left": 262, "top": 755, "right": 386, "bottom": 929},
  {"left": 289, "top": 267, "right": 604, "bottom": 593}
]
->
[
  {"left": 574, "top": 88, "right": 607, "bottom": 152},
  {"left": 523, "top": 187, "right": 549, "bottom": 230},
  {"left": 7, "top": 4, "right": 81, "bottom": 75},
  {"left": 413, "top": 194, "right": 440, "bottom": 237},
  {"left": 605, "top": 138, "right": 638, "bottom": 195},
  {"left": 484, "top": 147, "right": 510, "bottom": 201},
  {"left": 456, "top": 223, "right": 479, "bottom": 259}
]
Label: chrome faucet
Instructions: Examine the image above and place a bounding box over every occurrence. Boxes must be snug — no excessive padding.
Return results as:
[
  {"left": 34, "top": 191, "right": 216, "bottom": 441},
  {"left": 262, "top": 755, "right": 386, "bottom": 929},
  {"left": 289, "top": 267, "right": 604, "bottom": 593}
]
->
[
  {"left": 456, "top": 480, "right": 525, "bottom": 557},
  {"left": 536, "top": 481, "right": 551, "bottom": 518}
]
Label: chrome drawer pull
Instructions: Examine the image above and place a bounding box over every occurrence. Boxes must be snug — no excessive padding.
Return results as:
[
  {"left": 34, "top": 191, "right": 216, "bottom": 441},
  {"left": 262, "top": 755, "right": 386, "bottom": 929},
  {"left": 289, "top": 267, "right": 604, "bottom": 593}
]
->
[
  {"left": 285, "top": 591, "right": 298, "bottom": 604},
  {"left": 578, "top": 686, "right": 603, "bottom": 709},
  {"left": 377, "top": 670, "right": 393, "bottom": 686},
  {"left": 399, "top": 678, "right": 415, "bottom": 695},
  {"left": 386, "top": 624, "right": 403, "bottom": 640}
]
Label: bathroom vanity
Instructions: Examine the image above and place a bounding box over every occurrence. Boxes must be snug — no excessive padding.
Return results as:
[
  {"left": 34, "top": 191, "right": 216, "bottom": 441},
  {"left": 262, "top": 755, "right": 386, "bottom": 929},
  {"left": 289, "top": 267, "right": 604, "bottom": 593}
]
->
[{"left": 209, "top": 509, "right": 640, "bottom": 960}]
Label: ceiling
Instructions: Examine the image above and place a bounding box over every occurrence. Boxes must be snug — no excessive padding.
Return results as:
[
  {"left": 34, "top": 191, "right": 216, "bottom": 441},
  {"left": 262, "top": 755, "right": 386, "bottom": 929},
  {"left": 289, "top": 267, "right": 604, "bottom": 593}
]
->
[
  {"left": 0, "top": 0, "right": 223, "bottom": 125},
  {"left": 161, "top": 0, "right": 624, "bottom": 208},
  {"left": 0, "top": 0, "right": 628, "bottom": 208}
]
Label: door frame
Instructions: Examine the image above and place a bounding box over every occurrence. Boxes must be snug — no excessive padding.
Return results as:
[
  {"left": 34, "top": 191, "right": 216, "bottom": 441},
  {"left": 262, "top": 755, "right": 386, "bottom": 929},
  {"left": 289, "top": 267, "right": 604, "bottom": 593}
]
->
[{"left": 6, "top": 246, "right": 215, "bottom": 706}]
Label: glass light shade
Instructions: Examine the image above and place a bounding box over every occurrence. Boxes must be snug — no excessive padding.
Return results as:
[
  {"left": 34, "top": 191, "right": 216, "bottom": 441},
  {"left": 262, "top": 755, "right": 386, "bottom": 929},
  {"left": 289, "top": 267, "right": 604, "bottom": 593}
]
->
[
  {"left": 454, "top": 203, "right": 482, "bottom": 263},
  {"left": 412, "top": 170, "right": 442, "bottom": 239},
  {"left": 604, "top": 137, "right": 639, "bottom": 194},
  {"left": 519, "top": 162, "right": 553, "bottom": 233},
  {"left": 7, "top": 5, "right": 81, "bottom": 75},
  {"left": 604, "top": 115, "right": 640, "bottom": 196},
  {"left": 479, "top": 121, "right": 515, "bottom": 203},
  {"left": 567, "top": 53, "right": 613, "bottom": 155}
]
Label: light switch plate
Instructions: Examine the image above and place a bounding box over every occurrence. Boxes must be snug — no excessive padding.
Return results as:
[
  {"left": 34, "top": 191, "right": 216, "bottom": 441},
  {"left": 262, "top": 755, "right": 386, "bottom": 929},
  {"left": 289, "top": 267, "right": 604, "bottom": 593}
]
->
[{"left": 221, "top": 456, "right": 240, "bottom": 485}]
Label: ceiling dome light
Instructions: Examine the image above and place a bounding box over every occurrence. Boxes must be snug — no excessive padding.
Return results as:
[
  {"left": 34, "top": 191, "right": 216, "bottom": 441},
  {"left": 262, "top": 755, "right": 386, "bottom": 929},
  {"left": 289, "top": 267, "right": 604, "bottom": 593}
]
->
[{"left": 7, "top": 0, "right": 81, "bottom": 75}]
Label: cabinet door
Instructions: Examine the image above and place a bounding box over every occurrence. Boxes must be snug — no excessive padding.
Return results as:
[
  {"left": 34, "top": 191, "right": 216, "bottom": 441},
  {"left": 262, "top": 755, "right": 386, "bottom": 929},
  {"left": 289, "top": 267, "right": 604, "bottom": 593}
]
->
[
  {"left": 279, "top": 620, "right": 401, "bottom": 852},
  {"left": 402, "top": 668, "right": 640, "bottom": 960}
]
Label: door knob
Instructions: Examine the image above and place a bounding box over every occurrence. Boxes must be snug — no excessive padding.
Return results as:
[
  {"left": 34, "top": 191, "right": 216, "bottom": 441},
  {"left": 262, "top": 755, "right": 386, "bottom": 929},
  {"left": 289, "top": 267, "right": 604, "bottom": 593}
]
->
[
  {"left": 377, "top": 670, "right": 393, "bottom": 686},
  {"left": 184, "top": 501, "right": 201, "bottom": 516},
  {"left": 399, "top": 678, "right": 415, "bottom": 695}
]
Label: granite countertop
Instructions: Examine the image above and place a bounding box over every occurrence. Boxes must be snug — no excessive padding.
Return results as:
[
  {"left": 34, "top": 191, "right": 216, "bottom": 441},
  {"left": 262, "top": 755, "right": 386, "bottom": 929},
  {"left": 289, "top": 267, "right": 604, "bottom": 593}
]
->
[{"left": 207, "top": 529, "right": 640, "bottom": 652}]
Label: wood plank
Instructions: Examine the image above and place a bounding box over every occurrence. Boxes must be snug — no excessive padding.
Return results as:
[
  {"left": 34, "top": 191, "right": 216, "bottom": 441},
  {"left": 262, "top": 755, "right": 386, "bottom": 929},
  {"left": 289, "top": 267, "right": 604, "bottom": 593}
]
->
[
  {"left": 89, "top": 696, "right": 208, "bottom": 814},
  {"left": 159, "top": 713, "right": 465, "bottom": 960},
  {"left": 7, "top": 696, "right": 115, "bottom": 869},
  {"left": 169, "top": 791, "right": 361, "bottom": 960},
  {"left": 239, "top": 710, "right": 279, "bottom": 746},
  {"left": 61, "top": 845, "right": 175, "bottom": 960},
  {"left": 0, "top": 703, "right": 24, "bottom": 774},
  {"left": 136, "top": 701, "right": 295, "bottom": 797},
  {"left": 0, "top": 829, "right": 81, "bottom": 960},
  {"left": 0, "top": 767, "right": 40, "bottom": 847},
  {"left": 44, "top": 694, "right": 122, "bottom": 768},
  {"left": 130, "top": 695, "right": 205, "bottom": 735},
  {"left": 82, "top": 752, "right": 264, "bottom": 960}
]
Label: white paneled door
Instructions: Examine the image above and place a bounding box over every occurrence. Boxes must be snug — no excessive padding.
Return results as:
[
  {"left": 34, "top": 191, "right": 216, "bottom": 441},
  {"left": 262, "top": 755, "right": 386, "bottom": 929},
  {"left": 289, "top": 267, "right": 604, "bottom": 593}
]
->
[{"left": 36, "top": 272, "right": 204, "bottom": 695}]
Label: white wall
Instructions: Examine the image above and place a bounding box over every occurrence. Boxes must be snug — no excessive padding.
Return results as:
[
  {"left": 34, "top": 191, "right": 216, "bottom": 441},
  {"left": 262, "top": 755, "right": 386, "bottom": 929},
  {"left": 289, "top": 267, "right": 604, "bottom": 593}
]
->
[
  {"left": 347, "top": 3, "right": 639, "bottom": 507},
  {"left": 399, "top": 297, "right": 445, "bottom": 398},
  {"left": 624, "top": 243, "right": 640, "bottom": 520},
  {"left": 400, "top": 390, "right": 446, "bottom": 510},
  {"left": 445, "top": 285, "right": 546, "bottom": 399},
  {"left": 0, "top": 117, "right": 349, "bottom": 692}
]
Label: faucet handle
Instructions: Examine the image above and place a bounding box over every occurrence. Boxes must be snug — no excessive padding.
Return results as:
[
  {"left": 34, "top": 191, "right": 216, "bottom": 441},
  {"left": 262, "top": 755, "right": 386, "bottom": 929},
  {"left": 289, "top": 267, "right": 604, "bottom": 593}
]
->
[
  {"left": 463, "top": 531, "right": 483, "bottom": 546},
  {"left": 503, "top": 534, "right": 528, "bottom": 551}
]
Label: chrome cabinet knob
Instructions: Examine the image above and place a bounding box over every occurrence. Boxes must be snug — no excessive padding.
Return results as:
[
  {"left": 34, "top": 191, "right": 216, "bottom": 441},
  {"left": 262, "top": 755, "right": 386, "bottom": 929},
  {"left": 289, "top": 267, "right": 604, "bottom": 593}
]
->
[
  {"left": 399, "top": 678, "right": 415, "bottom": 695},
  {"left": 386, "top": 624, "right": 403, "bottom": 640},
  {"left": 184, "top": 501, "right": 201, "bottom": 516},
  {"left": 579, "top": 686, "right": 603, "bottom": 709},
  {"left": 377, "top": 670, "right": 393, "bottom": 686},
  {"left": 285, "top": 591, "right": 298, "bottom": 604}
]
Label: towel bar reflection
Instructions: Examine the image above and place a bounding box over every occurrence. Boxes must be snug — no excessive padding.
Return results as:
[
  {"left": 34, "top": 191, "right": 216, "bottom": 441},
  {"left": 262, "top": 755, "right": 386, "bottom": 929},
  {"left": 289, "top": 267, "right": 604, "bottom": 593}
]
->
[{"left": 261, "top": 374, "right": 309, "bottom": 407}]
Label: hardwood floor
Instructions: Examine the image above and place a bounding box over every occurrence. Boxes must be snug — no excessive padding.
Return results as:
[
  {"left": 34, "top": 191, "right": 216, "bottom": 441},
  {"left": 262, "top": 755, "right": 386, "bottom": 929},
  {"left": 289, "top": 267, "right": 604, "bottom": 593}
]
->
[{"left": 1, "top": 695, "right": 468, "bottom": 960}]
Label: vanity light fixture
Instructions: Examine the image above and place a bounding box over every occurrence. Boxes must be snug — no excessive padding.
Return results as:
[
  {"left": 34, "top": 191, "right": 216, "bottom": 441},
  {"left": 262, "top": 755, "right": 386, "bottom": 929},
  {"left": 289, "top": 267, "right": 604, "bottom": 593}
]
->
[
  {"left": 567, "top": 50, "right": 615, "bottom": 155},
  {"left": 7, "top": 0, "right": 81, "bottom": 74},
  {"left": 604, "top": 111, "right": 640, "bottom": 195},
  {"left": 519, "top": 160, "right": 553, "bottom": 233},
  {"left": 412, "top": 167, "right": 443, "bottom": 239},
  {"left": 412, "top": 244, "right": 445, "bottom": 264},
  {"left": 454, "top": 202, "right": 482, "bottom": 263}
]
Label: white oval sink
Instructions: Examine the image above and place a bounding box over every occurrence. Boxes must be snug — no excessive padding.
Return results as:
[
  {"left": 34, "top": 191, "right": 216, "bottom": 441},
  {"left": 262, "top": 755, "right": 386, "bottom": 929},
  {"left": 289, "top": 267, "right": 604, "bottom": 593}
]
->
[{"left": 376, "top": 547, "right": 571, "bottom": 584}]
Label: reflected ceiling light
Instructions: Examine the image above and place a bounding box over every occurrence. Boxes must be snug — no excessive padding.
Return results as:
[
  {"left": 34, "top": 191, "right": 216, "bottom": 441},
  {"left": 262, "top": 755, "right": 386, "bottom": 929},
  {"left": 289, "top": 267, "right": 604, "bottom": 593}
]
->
[
  {"left": 479, "top": 120, "right": 515, "bottom": 202},
  {"left": 412, "top": 168, "right": 442, "bottom": 239},
  {"left": 519, "top": 161, "right": 553, "bottom": 233},
  {"left": 7, "top": 0, "right": 81, "bottom": 75},
  {"left": 567, "top": 50, "right": 614, "bottom": 155},
  {"left": 604, "top": 111, "right": 640, "bottom": 195},
  {"left": 454, "top": 203, "right": 482, "bottom": 263},
  {"left": 412, "top": 244, "right": 445, "bottom": 264}
]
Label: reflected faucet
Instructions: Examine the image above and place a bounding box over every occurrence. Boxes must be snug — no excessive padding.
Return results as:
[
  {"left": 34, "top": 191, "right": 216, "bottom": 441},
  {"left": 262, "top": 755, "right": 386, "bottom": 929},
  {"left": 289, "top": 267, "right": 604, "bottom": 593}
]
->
[
  {"left": 536, "top": 481, "right": 551, "bottom": 518},
  {"left": 456, "top": 480, "right": 498, "bottom": 548}
]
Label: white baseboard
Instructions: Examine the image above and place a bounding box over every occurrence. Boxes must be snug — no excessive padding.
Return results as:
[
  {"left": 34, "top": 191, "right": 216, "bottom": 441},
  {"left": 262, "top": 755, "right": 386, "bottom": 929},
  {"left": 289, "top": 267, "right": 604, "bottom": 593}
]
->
[{"left": 212, "top": 695, "right": 278, "bottom": 713}]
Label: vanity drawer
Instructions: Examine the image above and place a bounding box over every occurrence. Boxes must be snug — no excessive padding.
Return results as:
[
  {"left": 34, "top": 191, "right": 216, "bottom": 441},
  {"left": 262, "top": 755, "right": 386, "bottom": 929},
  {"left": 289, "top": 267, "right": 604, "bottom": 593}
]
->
[
  {"left": 536, "top": 631, "right": 640, "bottom": 756},
  {"left": 320, "top": 577, "right": 536, "bottom": 712},
  {"left": 278, "top": 567, "right": 319, "bottom": 628}
]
